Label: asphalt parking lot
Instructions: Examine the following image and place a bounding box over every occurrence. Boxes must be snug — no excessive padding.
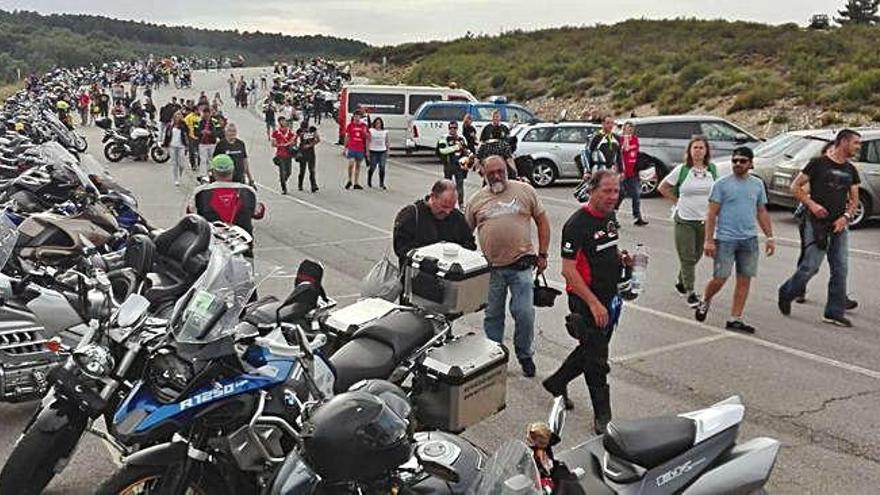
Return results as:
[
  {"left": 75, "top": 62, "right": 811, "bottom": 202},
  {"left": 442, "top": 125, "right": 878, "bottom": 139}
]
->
[{"left": 1, "top": 68, "right": 878, "bottom": 494}]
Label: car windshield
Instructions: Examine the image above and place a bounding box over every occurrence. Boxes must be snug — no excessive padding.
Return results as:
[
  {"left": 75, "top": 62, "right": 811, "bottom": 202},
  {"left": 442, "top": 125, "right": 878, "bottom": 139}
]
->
[
  {"left": 172, "top": 245, "right": 258, "bottom": 344},
  {"left": 473, "top": 105, "right": 498, "bottom": 121},
  {"left": 792, "top": 138, "right": 831, "bottom": 160},
  {"left": 0, "top": 213, "right": 18, "bottom": 270},
  {"left": 753, "top": 133, "right": 801, "bottom": 157},
  {"left": 468, "top": 440, "right": 542, "bottom": 495}
]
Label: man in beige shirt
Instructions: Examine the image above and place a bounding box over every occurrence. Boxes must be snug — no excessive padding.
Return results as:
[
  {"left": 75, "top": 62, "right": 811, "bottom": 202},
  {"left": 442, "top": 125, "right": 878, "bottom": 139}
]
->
[{"left": 466, "top": 156, "right": 551, "bottom": 377}]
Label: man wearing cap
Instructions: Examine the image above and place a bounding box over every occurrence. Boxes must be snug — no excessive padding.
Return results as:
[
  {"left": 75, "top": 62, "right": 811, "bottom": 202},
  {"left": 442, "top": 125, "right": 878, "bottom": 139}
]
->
[
  {"left": 193, "top": 154, "right": 263, "bottom": 256},
  {"left": 694, "top": 147, "right": 775, "bottom": 333}
]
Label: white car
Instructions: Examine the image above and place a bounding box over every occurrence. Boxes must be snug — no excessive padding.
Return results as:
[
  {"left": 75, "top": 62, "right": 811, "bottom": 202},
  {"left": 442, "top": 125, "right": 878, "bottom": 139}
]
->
[
  {"left": 512, "top": 122, "right": 600, "bottom": 187},
  {"left": 407, "top": 100, "right": 538, "bottom": 153}
]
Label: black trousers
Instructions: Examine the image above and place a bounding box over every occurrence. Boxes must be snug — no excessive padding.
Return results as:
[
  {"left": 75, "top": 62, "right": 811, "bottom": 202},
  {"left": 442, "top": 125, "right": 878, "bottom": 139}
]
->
[
  {"left": 443, "top": 164, "right": 466, "bottom": 207},
  {"left": 544, "top": 295, "right": 613, "bottom": 392},
  {"left": 298, "top": 154, "right": 317, "bottom": 189},
  {"left": 277, "top": 156, "right": 292, "bottom": 190}
]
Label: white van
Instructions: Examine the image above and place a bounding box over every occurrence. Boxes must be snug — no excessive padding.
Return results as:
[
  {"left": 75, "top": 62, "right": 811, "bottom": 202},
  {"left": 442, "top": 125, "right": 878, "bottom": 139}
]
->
[{"left": 336, "top": 84, "right": 476, "bottom": 149}]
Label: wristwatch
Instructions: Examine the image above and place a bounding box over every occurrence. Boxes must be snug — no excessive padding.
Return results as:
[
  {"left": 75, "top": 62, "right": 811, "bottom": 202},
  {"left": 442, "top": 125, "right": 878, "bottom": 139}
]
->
[{"left": 843, "top": 212, "right": 853, "bottom": 222}]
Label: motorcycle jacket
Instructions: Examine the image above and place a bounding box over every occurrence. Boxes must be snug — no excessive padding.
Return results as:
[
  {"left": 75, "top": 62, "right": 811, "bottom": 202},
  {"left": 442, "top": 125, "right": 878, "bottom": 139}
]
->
[{"left": 193, "top": 181, "right": 257, "bottom": 235}]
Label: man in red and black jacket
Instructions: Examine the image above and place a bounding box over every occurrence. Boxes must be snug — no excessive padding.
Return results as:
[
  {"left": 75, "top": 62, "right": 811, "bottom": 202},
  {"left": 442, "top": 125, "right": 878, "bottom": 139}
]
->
[
  {"left": 192, "top": 154, "right": 264, "bottom": 257},
  {"left": 543, "top": 169, "right": 629, "bottom": 435}
]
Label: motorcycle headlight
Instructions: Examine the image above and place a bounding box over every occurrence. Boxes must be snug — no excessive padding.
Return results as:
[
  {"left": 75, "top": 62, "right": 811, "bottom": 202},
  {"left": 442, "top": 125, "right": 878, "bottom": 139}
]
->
[
  {"left": 73, "top": 344, "right": 115, "bottom": 379},
  {"left": 146, "top": 347, "right": 194, "bottom": 404}
]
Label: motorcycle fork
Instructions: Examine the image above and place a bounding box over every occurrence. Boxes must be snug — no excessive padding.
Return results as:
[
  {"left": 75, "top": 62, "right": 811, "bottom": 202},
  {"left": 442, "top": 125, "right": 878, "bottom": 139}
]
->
[{"left": 157, "top": 430, "right": 209, "bottom": 495}]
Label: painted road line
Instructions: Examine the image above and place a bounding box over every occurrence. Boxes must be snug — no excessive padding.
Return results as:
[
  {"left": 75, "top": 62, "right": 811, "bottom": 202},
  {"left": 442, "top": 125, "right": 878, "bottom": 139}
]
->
[
  {"left": 612, "top": 334, "right": 731, "bottom": 363},
  {"left": 255, "top": 235, "right": 391, "bottom": 252}
]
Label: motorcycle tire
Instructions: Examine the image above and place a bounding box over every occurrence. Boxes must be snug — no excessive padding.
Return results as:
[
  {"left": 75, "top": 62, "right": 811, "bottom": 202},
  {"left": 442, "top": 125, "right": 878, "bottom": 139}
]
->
[
  {"left": 0, "top": 406, "right": 88, "bottom": 495},
  {"left": 150, "top": 146, "right": 170, "bottom": 164},
  {"left": 73, "top": 134, "right": 88, "bottom": 152},
  {"left": 95, "top": 463, "right": 231, "bottom": 495},
  {"left": 104, "top": 142, "right": 125, "bottom": 163}
]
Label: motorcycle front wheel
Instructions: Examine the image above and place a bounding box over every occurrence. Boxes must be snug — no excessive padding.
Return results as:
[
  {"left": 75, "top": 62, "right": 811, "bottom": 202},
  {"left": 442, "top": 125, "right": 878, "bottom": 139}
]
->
[
  {"left": 104, "top": 142, "right": 126, "bottom": 162},
  {"left": 0, "top": 403, "right": 88, "bottom": 495},
  {"left": 150, "top": 146, "right": 170, "bottom": 164},
  {"left": 73, "top": 134, "right": 88, "bottom": 152},
  {"left": 96, "top": 464, "right": 231, "bottom": 495}
]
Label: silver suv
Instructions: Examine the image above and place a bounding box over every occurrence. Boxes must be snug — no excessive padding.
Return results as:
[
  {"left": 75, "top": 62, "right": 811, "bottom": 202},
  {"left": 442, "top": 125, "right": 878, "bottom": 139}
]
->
[{"left": 628, "top": 115, "right": 762, "bottom": 195}]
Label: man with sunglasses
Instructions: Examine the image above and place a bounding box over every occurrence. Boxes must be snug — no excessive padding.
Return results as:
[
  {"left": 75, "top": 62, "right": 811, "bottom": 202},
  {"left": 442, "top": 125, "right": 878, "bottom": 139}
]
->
[
  {"left": 437, "top": 120, "right": 471, "bottom": 207},
  {"left": 695, "top": 147, "right": 775, "bottom": 333}
]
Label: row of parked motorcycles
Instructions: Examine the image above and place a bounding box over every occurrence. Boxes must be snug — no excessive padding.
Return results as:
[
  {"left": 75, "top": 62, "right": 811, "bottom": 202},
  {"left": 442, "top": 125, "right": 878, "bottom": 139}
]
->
[{"left": 0, "top": 69, "right": 780, "bottom": 495}]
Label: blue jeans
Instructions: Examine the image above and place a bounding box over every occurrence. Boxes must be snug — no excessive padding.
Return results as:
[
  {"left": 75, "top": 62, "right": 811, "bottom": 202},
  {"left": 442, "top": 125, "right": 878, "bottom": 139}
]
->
[
  {"left": 367, "top": 150, "right": 387, "bottom": 186},
  {"left": 618, "top": 175, "right": 642, "bottom": 219},
  {"left": 779, "top": 219, "right": 849, "bottom": 319},
  {"left": 484, "top": 267, "right": 535, "bottom": 361}
]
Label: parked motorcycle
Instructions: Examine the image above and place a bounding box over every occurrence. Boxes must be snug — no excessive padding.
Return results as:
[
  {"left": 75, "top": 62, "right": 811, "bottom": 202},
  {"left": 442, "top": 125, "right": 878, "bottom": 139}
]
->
[{"left": 98, "top": 118, "right": 169, "bottom": 164}]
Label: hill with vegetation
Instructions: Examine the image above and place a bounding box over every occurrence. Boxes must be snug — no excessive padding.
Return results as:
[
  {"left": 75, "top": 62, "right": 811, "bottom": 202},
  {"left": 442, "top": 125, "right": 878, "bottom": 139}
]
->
[
  {"left": 0, "top": 10, "right": 369, "bottom": 84},
  {"left": 361, "top": 19, "right": 880, "bottom": 133}
]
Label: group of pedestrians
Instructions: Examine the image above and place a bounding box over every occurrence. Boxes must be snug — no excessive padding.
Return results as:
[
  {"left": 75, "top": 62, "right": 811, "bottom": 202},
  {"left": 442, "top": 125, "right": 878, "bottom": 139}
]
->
[{"left": 341, "top": 109, "right": 390, "bottom": 190}]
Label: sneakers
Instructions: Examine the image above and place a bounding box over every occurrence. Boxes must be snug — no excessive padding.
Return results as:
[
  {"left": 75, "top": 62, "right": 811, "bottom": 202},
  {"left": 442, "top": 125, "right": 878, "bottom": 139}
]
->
[
  {"left": 353, "top": 184, "right": 364, "bottom": 190},
  {"left": 634, "top": 218, "right": 649, "bottom": 226},
  {"left": 695, "top": 300, "right": 709, "bottom": 322},
  {"left": 675, "top": 282, "right": 687, "bottom": 296},
  {"left": 795, "top": 295, "right": 806, "bottom": 304},
  {"left": 311, "top": 186, "right": 319, "bottom": 193},
  {"left": 725, "top": 320, "right": 756, "bottom": 334},
  {"left": 174, "top": 181, "right": 179, "bottom": 187},
  {"left": 846, "top": 298, "right": 858, "bottom": 311},
  {"left": 822, "top": 315, "right": 853, "bottom": 328},
  {"left": 519, "top": 358, "right": 536, "bottom": 378},
  {"left": 541, "top": 378, "right": 573, "bottom": 410},
  {"left": 686, "top": 293, "right": 700, "bottom": 308},
  {"left": 344, "top": 181, "right": 352, "bottom": 190}
]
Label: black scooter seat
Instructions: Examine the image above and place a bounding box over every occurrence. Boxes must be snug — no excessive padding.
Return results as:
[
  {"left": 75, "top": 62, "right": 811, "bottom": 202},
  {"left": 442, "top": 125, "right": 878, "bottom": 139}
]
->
[{"left": 604, "top": 416, "right": 695, "bottom": 469}]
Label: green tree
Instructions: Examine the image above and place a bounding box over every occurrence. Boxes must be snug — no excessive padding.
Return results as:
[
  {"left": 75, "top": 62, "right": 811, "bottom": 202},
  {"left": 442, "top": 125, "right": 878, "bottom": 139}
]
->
[{"left": 836, "top": 0, "right": 880, "bottom": 25}]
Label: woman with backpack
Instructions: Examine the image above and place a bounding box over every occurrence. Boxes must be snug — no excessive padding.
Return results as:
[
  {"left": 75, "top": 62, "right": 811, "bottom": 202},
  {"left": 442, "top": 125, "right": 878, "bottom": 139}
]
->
[{"left": 658, "top": 136, "right": 718, "bottom": 307}]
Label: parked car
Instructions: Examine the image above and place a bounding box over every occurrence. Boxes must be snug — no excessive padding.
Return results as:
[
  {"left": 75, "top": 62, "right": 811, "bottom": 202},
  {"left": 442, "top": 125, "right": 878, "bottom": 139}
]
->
[
  {"left": 715, "top": 130, "right": 831, "bottom": 188},
  {"left": 626, "top": 115, "right": 762, "bottom": 196},
  {"left": 768, "top": 128, "right": 880, "bottom": 228},
  {"left": 407, "top": 99, "right": 538, "bottom": 152},
  {"left": 510, "top": 122, "right": 600, "bottom": 186},
  {"left": 337, "top": 84, "right": 476, "bottom": 148}
]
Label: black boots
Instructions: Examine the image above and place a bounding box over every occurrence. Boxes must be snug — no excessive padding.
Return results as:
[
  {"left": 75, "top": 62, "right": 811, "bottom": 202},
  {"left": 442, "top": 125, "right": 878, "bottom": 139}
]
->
[{"left": 590, "top": 385, "right": 612, "bottom": 435}]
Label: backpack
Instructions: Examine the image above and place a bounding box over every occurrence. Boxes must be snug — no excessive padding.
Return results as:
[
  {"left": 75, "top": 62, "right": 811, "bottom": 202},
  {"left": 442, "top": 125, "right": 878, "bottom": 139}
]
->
[{"left": 673, "top": 163, "right": 717, "bottom": 198}]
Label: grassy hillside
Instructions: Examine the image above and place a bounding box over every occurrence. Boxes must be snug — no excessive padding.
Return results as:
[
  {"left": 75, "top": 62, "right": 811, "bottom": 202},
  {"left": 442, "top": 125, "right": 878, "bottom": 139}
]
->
[
  {"left": 0, "top": 10, "right": 369, "bottom": 84},
  {"left": 363, "top": 19, "right": 880, "bottom": 123}
]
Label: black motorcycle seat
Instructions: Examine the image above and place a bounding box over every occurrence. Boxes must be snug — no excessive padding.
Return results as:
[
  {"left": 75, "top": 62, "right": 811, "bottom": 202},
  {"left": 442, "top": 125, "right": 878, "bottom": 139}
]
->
[
  {"left": 351, "top": 311, "right": 434, "bottom": 359},
  {"left": 153, "top": 214, "right": 211, "bottom": 276},
  {"left": 242, "top": 297, "right": 308, "bottom": 326},
  {"left": 329, "top": 337, "right": 396, "bottom": 393},
  {"left": 604, "top": 416, "right": 695, "bottom": 469}
]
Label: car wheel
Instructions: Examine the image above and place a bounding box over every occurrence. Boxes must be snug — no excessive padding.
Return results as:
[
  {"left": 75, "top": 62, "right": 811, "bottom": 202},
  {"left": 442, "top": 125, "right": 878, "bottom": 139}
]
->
[
  {"left": 850, "top": 192, "right": 870, "bottom": 229},
  {"left": 639, "top": 165, "right": 661, "bottom": 197},
  {"left": 530, "top": 160, "right": 557, "bottom": 188}
]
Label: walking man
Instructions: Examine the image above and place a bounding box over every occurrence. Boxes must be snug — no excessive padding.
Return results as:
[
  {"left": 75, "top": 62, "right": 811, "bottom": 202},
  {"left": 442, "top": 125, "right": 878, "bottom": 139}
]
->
[
  {"left": 695, "top": 147, "right": 775, "bottom": 333},
  {"left": 213, "top": 122, "right": 254, "bottom": 186},
  {"left": 543, "top": 169, "right": 629, "bottom": 434},
  {"left": 271, "top": 116, "right": 296, "bottom": 194},
  {"left": 778, "top": 130, "right": 861, "bottom": 327},
  {"left": 194, "top": 106, "right": 222, "bottom": 176},
  {"left": 466, "top": 156, "right": 551, "bottom": 377}
]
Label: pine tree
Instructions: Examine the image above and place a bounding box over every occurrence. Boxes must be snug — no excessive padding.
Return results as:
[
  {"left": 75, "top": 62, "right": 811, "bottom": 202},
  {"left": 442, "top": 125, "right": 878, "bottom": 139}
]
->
[{"left": 836, "top": 0, "right": 880, "bottom": 25}]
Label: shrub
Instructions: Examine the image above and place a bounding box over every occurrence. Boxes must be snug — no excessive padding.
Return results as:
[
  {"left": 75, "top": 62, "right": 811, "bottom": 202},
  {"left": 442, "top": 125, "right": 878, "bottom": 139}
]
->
[
  {"left": 727, "top": 81, "right": 786, "bottom": 114},
  {"left": 840, "top": 69, "right": 880, "bottom": 103},
  {"left": 820, "top": 113, "right": 844, "bottom": 127},
  {"left": 678, "top": 62, "right": 711, "bottom": 86}
]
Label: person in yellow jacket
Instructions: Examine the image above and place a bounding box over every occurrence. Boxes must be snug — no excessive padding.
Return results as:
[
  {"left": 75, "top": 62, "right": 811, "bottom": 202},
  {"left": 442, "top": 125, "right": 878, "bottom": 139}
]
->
[{"left": 183, "top": 104, "right": 200, "bottom": 171}]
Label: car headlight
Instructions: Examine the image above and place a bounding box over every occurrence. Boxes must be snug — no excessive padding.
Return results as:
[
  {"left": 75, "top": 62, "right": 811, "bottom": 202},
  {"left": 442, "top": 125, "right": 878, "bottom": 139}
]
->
[{"left": 73, "top": 344, "right": 115, "bottom": 379}]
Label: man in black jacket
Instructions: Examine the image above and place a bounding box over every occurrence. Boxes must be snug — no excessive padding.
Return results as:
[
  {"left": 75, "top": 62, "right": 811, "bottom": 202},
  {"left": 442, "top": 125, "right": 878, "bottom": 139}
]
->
[
  {"left": 158, "top": 96, "right": 181, "bottom": 140},
  {"left": 393, "top": 179, "right": 476, "bottom": 268},
  {"left": 585, "top": 116, "right": 622, "bottom": 176}
]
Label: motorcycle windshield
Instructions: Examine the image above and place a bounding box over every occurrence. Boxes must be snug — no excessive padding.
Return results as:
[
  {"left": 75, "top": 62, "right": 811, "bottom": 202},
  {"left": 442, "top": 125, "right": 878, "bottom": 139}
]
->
[
  {"left": 172, "top": 244, "right": 277, "bottom": 345},
  {"left": 173, "top": 245, "right": 253, "bottom": 344},
  {"left": 468, "top": 440, "right": 542, "bottom": 495},
  {"left": 0, "top": 213, "right": 19, "bottom": 270}
]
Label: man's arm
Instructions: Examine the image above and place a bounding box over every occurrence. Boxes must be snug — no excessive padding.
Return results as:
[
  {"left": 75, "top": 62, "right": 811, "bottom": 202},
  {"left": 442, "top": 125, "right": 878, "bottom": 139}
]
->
[
  {"left": 790, "top": 172, "right": 828, "bottom": 219},
  {"left": 534, "top": 211, "right": 551, "bottom": 274},
  {"left": 562, "top": 258, "right": 608, "bottom": 327},
  {"left": 703, "top": 201, "right": 721, "bottom": 258},
  {"left": 756, "top": 206, "right": 775, "bottom": 256},
  {"left": 392, "top": 207, "right": 418, "bottom": 260}
]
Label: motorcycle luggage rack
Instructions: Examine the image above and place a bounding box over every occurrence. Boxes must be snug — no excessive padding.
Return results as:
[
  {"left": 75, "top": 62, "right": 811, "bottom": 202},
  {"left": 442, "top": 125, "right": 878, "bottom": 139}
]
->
[{"left": 210, "top": 222, "right": 252, "bottom": 255}]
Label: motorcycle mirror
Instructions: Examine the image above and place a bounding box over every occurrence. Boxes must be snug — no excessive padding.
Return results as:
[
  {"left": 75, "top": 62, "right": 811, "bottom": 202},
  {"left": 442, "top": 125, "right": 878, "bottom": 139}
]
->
[
  {"left": 116, "top": 293, "right": 150, "bottom": 328},
  {"left": 549, "top": 395, "right": 567, "bottom": 438}
]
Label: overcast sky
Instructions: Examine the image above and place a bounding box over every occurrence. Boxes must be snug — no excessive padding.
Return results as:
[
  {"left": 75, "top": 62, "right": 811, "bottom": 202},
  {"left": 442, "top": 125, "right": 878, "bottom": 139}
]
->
[{"left": 0, "top": 0, "right": 840, "bottom": 45}]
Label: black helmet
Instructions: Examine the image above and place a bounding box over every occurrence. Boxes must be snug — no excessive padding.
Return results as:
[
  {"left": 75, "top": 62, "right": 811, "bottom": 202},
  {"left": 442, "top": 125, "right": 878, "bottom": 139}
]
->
[{"left": 303, "top": 388, "right": 412, "bottom": 482}]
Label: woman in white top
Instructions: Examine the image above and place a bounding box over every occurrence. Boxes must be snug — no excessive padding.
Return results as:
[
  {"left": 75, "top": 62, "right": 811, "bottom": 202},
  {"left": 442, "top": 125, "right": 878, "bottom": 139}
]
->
[
  {"left": 163, "top": 111, "right": 189, "bottom": 187},
  {"left": 367, "top": 117, "right": 390, "bottom": 189},
  {"left": 212, "top": 92, "right": 223, "bottom": 110},
  {"left": 658, "top": 136, "right": 718, "bottom": 307}
]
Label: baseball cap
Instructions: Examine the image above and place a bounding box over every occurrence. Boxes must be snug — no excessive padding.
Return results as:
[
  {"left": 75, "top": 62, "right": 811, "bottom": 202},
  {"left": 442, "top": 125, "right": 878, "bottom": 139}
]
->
[
  {"left": 211, "top": 154, "right": 235, "bottom": 174},
  {"left": 732, "top": 146, "right": 754, "bottom": 160}
]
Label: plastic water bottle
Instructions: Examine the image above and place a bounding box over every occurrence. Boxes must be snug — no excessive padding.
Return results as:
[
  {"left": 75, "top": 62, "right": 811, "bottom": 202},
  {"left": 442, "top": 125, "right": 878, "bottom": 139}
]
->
[{"left": 631, "top": 244, "right": 649, "bottom": 294}]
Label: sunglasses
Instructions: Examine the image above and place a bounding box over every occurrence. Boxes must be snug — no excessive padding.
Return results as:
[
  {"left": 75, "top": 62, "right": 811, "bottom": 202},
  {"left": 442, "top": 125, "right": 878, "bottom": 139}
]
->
[
  {"left": 449, "top": 126, "right": 458, "bottom": 130},
  {"left": 732, "top": 158, "right": 751, "bottom": 164}
]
